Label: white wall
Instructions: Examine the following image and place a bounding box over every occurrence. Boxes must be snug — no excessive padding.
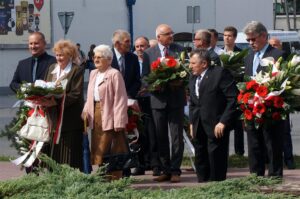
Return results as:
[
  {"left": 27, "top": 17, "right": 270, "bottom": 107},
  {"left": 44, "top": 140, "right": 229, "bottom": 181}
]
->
[{"left": 0, "top": 0, "right": 273, "bottom": 88}]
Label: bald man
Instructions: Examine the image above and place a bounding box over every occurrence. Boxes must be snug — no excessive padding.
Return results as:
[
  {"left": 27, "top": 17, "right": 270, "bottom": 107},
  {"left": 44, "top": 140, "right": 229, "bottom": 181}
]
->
[{"left": 143, "top": 24, "right": 186, "bottom": 183}]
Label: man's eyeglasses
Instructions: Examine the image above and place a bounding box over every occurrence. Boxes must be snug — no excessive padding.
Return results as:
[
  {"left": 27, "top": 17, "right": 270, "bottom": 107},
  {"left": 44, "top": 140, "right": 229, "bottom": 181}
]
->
[{"left": 160, "top": 31, "right": 174, "bottom": 36}]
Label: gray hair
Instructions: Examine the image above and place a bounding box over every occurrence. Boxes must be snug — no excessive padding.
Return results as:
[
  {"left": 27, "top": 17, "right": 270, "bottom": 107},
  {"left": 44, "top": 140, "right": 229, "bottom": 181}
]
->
[
  {"left": 190, "top": 48, "right": 211, "bottom": 65},
  {"left": 243, "top": 21, "right": 268, "bottom": 35},
  {"left": 112, "top": 29, "right": 130, "bottom": 45},
  {"left": 93, "top": 44, "right": 113, "bottom": 59},
  {"left": 195, "top": 29, "right": 211, "bottom": 46}
]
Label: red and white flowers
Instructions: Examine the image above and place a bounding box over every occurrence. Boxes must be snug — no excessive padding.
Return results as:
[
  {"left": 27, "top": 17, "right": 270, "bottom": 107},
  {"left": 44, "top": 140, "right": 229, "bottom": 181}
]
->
[{"left": 238, "top": 55, "right": 300, "bottom": 128}]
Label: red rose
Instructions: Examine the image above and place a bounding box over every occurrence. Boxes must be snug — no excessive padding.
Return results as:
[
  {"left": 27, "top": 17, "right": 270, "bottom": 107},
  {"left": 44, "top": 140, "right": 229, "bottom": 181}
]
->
[
  {"left": 240, "top": 104, "right": 246, "bottom": 111},
  {"left": 151, "top": 59, "right": 160, "bottom": 70},
  {"left": 253, "top": 103, "right": 266, "bottom": 114},
  {"left": 246, "top": 80, "right": 259, "bottom": 90},
  {"left": 242, "top": 92, "right": 251, "bottom": 103},
  {"left": 244, "top": 109, "right": 253, "bottom": 120},
  {"left": 265, "top": 99, "right": 273, "bottom": 106},
  {"left": 256, "top": 85, "right": 268, "bottom": 97},
  {"left": 166, "top": 58, "right": 177, "bottom": 67},
  {"left": 273, "top": 96, "right": 284, "bottom": 108},
  {"left": 272, "top": 112, "right": 281, "bottom": 120},
  {"left": 237, "top": 93, "right": 243, "bottom": 102}
]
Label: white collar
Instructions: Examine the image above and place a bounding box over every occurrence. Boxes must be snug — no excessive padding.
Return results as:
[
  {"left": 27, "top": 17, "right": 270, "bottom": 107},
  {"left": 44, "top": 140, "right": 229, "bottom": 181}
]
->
[
  {"left": 114, "top": 48, "right": 123, "bottom": 60},
  {"left": 51, "top": 61, "right": 72, "bottom": 77}
]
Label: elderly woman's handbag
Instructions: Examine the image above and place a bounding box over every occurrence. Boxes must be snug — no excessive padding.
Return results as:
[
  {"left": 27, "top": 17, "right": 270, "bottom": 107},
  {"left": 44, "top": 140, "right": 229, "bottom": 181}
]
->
[{"left": 18, "top": 106, "right": 50, "bottom": 142}]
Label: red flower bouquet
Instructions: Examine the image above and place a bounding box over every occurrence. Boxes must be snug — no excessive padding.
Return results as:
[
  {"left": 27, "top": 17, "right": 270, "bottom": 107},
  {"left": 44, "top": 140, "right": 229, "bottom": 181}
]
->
[
  {"left": 238, "top": 55, "right": 300, "bottom": 128},
  {"left": 144, "top": 54, "right": 190, "bottom": 92}
]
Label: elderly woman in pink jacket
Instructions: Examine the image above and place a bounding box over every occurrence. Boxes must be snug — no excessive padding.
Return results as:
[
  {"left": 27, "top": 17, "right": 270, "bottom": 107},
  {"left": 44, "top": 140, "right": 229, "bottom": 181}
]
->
[{"left": 82, "top": 44, "right": 128, "bottom": 180}]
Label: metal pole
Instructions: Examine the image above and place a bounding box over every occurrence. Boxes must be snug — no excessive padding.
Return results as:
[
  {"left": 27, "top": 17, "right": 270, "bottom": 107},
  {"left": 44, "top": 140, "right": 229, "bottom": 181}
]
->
[
  {"left": 293, "top": 0, "right": 297, "bottom": 30},
  {"left": 285, "top": 0, "right": 291, "bottom": 30}
]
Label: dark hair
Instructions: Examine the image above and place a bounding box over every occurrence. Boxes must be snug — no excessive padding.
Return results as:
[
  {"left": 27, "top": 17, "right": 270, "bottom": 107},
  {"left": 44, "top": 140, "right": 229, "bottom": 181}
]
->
[
  {"left": 190, "top": 48, "right": 211, "bottom": 65},
  {"left": 208, "top": 28, "right": 218, "bottom": 38},
  {"left": 224, "top": 26, "right": 238, "bottom": 37}
]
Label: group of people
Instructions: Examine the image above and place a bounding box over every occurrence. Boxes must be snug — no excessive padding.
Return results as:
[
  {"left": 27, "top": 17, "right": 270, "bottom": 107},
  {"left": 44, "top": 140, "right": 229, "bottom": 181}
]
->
[{"left": 10, "top": 20, "right": 294, "bottom": 182}]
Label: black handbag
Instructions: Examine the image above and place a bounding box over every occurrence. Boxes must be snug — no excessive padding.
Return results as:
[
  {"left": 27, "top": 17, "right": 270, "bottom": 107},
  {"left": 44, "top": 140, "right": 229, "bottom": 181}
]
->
[{"left": 102, "top": 133, "right": 140, "bottom": 172}]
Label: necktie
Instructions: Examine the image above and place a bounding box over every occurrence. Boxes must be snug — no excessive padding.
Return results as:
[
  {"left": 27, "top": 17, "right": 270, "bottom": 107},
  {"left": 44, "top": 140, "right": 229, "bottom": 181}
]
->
[
  {"left": 119, "top": 56, "right": 125, "bottom": 76},
  {"left": 195, "top": 75, "right": 202, "bottom": 98},
  {"left": 32, "top": 57, "right": 38, "bottom": 81},
  {"left": 163, "top": 47, "right": 169, "bottom": 57},
  {"left": 253, "top": 52, "right": 260, "bottom": 76}
]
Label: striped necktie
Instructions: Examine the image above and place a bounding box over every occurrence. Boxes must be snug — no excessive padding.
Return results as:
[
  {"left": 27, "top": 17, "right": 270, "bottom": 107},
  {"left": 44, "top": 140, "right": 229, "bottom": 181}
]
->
[{"left": 253, "top": 52, "right": 260, "bottom": 76}]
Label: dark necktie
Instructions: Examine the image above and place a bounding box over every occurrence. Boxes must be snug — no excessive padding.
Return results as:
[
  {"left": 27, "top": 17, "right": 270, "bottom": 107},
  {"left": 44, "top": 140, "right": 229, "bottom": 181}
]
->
[
  {"left": 253, "top": 52, "right": 260, "bottom": 76},
  {"left": 32, "top": 57, "right": 38, "bottom": 81},
  {"left": 163, "top": 47, "right": 169, "bottom": 57},
  {"left": 119, "top": 56, "right": 125, "bottom": 77}
]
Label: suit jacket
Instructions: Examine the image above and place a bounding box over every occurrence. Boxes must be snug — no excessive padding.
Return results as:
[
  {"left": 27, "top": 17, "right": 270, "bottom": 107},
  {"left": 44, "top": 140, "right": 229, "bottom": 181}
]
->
[
  {"left": 245, "top": 45, "right": 283, "bottom": 76},
  {"left": 82, "top": 67, "right": 128, "bottom": 131},
  {"left": 10, "top": 52, "right": 56, "bottom": 93},
  {"left": 143, "top": 43, "right": 187, "bottom": 109},
  {"left": 189, "top": 66, "right": 238, "bottom": 138},
  {"left": 208, "top": 48, "right": 221, "bottom": 66},
  {"left": 111, "top": 49, "right": 141, "bottom": 98},
  {"left": 45, "top": 63, "right": 84, "bottom": 132}
]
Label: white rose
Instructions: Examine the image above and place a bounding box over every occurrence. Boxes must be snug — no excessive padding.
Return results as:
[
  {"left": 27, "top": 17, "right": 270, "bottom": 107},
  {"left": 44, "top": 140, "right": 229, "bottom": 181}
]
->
[
  {"left": 179, "top": 71, "right": 187, "bottom": 78},
  {"left": 290, "top": 55, "right": 300, "bottom": 67}
]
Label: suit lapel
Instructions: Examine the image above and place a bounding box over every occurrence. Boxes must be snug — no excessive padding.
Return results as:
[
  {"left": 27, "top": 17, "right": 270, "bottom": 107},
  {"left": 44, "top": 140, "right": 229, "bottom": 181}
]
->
[{"left": 198, "top": 67, "right": 212, "bottom": 101}]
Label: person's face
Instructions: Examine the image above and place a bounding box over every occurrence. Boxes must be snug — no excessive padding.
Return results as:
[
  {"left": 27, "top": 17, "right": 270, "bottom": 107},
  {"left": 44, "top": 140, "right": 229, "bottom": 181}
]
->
[
  {"left": 117, "top": 35, "right": 131, "bottom": 54},
  {"left": 28, "top": 34, "right": 46, "bottom": 57},
  {"left": 157, "top": 26, "right": 174, "bottom": 46},
  {"left": 193, "top": 33, "right": 203, "bottom": 49},
  {"left": 246, "top": 32, "right": 267, "bottom": 52},
  {"left": 269, "top": 39, "right": 282, "bottom": 50},
  {"left": 93, "top": 52, "right": 111, "bottom": 71},
  {"left": 223, "top": 31, "right": 236, "bottom": 46},
  {"left": 189, "top": 54, "right": 208, "bottom": 76},
  {"left": 134, "top": 38, "right": 149, "bottom": 57},
  {"left": 55, "top": 50, "right": 70, "bottom": 68},
  {"left": 210, "top": 33, "right": 218, "bottom": 47}
]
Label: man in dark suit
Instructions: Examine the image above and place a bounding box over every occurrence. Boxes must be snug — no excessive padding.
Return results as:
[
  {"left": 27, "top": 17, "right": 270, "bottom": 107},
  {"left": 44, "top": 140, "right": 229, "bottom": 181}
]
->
[
  {"left": 193, "top": 29, "right": 221, "bottom": 66},
  {"left": 111, "top": 29, "right": 141, "bottom": 99},
  {"left": 244, "top": 21, "right": 285, "bottom": 177},
  {"left": 189, "top": 49, "right": 238, "bottom": 182},
  {"left": 10, "top": 32, "right": 56, "bottom": 92},
  {"left": 143, "top": 24, "right": 186, "bottom": 183},
  {"left": 222, "top": 26, "right": 245, "bottom": 156}
]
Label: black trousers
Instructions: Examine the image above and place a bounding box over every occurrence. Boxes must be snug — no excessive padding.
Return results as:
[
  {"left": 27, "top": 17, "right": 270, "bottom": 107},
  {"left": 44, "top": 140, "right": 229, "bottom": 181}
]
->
[
  {"left": 233, "top": 119, "right": 245, "bottom": 155},
  {"left": 137, "top": 96, "right": 160, "bottom": 169},
  {"left": 283, "top": 117, "right": 294, "bottom": 164},
  {"left": 152, "top": 106, "right": 184, "bottom": 175},
  {"left": 246, "top": 121, "right": 284, "bottom": 177},
  {"left": 193, "top": 123, "right": 230, "bottom": 181}
]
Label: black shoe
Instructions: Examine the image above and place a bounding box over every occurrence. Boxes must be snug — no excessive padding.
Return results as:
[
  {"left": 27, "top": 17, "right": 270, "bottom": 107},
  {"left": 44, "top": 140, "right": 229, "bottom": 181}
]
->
[
  {"left": 123, "top": 168, "right": 131, "bottom": 177},
  {"left": 152, "top": 167, "right": 161, "bottom": 176},
  {"left": 286, "top": 160, "right": 296, "bottom": 170},
  {"left": 131, "top": 167, "right": 145, "bottom": 176}
]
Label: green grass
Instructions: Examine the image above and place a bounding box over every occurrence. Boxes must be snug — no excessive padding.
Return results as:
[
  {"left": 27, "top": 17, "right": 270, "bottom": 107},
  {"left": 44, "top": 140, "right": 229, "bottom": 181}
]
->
[
  {"left": 0, "top": 155, "right": 294, "bottom": 199},
  {"left": 0, "top": 156, "right": 14, "bottom": 161}
]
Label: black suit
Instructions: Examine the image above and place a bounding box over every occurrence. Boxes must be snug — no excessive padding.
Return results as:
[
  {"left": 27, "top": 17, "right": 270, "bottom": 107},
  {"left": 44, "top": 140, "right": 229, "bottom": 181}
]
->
[
  {"left": 143, "top": 43, "right": 186, "bottom": 176},
  {"left": 245, "top": 45, "right": 285, "bottom": 176},
  {"left": 189, "top": 66, "right": 238, "bottom": 181},
  {"left": 10, "top": 52, "right": 56, "bottom": 93},
  {"left": 112, "top": 49, "right": 141, "bottom": 98},
  {"left": 208, "top": 48, "right": 221, "bottom": 66}
]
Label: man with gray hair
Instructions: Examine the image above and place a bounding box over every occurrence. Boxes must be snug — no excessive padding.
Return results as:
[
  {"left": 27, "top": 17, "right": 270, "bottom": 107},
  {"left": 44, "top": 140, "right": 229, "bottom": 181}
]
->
[
  {"left": 111, "top": 29, "right": 141, "bottom": 99},
  {"left": 193, "top": 29, "right": 221, "bottom": 66},
  {"left": 243, "top": 21, "right": 284, "bottom": 177}
]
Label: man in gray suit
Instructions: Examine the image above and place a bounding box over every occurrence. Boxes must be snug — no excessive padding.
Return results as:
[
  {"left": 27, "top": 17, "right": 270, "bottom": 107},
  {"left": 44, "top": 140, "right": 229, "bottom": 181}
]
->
[
  {"left": 193, "top": 29, "right": 221, "bottom": 66},
  {"left": 143, "top": 24, "right": 186, "bottom": 183}
]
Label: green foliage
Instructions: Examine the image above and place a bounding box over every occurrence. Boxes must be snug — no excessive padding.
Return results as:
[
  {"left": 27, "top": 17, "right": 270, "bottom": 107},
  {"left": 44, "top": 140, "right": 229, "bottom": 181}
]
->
[{"left": 0, "top": 155, "right": 296, "bottom": 198}]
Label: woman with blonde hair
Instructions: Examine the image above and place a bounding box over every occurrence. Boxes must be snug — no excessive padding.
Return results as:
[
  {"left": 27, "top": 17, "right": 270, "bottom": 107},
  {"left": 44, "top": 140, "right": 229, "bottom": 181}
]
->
[
  {"left": 41, "top": 39, "right": 84, "bottom": 170},
  {"left": 82, "top": 44, "right": 128, "bottom": 180}
]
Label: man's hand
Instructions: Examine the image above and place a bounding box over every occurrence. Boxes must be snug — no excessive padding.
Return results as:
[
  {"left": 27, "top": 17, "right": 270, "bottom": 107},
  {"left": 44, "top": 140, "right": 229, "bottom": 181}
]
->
[
  {"left": 214, "top": 122, "right": 225, "bottom": 138},
  {"left": 189, "top": 124, "right": 194, "bottom": 139}
]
